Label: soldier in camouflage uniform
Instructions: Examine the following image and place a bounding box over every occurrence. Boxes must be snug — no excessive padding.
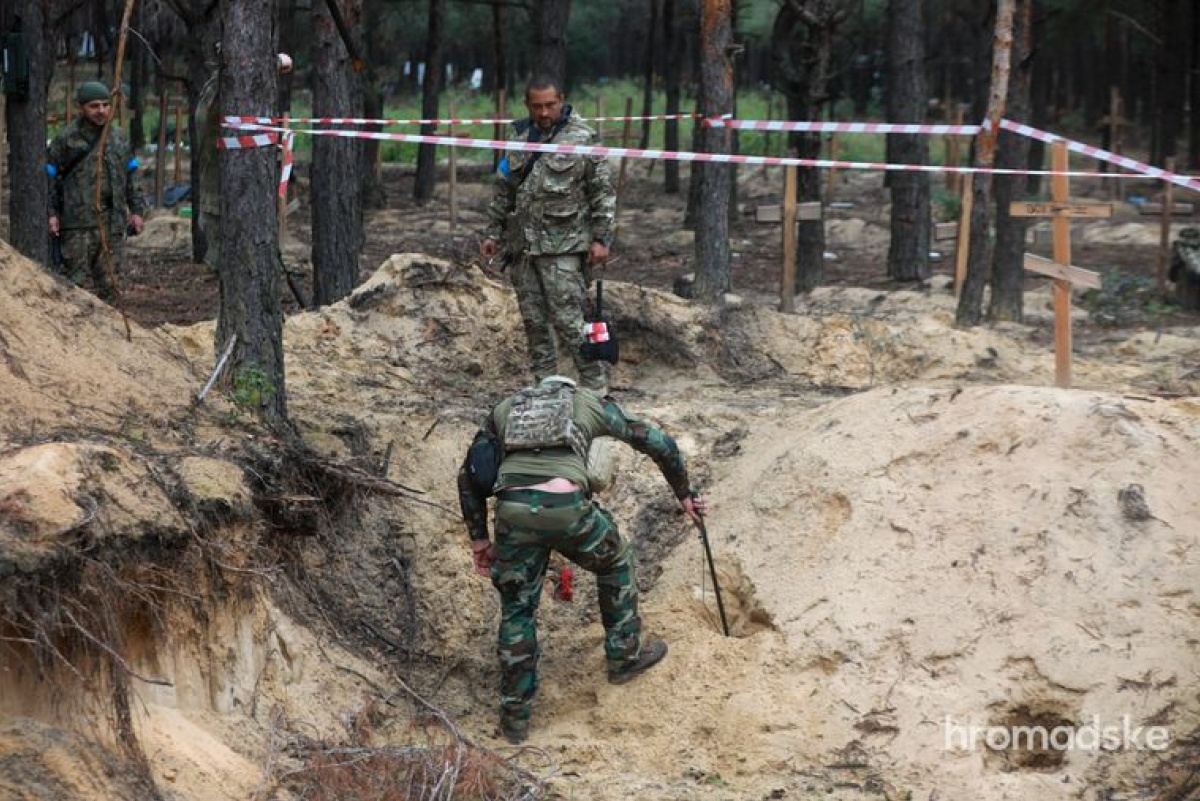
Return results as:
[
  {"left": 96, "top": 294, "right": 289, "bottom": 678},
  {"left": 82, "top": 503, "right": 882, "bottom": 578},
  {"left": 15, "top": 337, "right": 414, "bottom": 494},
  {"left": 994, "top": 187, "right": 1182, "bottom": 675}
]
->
[
  {"left": 480, "top": 76, "right": 617, "bottom": 394},
  {"left": 457, "top": 375, "right": 708, "bottom": 744},
  {"left": 46, "top": 82, "right": 146, "bottom": 301}
]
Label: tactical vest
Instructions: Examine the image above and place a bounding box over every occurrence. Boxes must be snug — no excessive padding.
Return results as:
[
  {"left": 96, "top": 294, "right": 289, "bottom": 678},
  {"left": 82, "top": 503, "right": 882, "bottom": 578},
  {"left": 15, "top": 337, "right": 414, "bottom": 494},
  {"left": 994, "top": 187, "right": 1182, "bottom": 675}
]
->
[{"left": 503, "top": 384, "right": 589, "bottom": 459}]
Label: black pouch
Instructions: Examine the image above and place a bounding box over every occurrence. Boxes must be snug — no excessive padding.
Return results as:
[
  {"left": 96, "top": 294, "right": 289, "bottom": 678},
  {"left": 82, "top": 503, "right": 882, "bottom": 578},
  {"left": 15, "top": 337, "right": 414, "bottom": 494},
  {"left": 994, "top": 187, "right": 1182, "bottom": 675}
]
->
[
  {"left": 467, "top": 434, "right": 501, "bottom": 497},
  {"left": 580, "top": 279, "right": 619, "bottom": 365}
]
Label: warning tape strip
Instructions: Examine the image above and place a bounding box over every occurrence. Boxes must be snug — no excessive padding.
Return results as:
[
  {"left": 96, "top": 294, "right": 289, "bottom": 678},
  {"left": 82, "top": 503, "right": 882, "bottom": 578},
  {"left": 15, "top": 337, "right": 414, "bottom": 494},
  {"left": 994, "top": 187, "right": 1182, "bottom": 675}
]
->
[
  {"left": 223, "top": 112, "right": 710, "bottom": 127},
  {"left": 704, "top": 119, "right": 983, "bottom": 135},
  {"left": 278, "top": 132, "right": 294, "bottom": 199},
  {"left": 997, "top": 119, "right": 1200, "bottom": 194},
  {"left": 217, "top": 132, "right": 279, "bottom": 150},
  {"left": 222, "top": 120, "right": 1196, "bottom": 185}
]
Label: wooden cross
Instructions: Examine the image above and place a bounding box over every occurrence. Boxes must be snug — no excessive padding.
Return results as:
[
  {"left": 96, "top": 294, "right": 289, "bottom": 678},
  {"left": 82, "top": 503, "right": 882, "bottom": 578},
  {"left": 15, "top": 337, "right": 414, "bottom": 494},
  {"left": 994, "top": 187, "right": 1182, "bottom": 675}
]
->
[
  {"left": 1009, "top": 141, "right": 1109, "bottom": 388},
  {"left": 778, "top": 164, "right": 822, "bottom": 312}
]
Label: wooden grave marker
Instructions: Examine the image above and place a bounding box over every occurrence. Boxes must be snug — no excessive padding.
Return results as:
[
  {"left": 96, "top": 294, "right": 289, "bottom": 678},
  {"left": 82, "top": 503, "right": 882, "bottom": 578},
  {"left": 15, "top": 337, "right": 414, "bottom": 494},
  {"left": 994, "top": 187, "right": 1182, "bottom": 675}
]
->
[
  {"left": 1011, "top": 141, "right": 1109, "bottom": 388},
  {"left": 780, "top": 163, "right": 798, "bottom": 313}
]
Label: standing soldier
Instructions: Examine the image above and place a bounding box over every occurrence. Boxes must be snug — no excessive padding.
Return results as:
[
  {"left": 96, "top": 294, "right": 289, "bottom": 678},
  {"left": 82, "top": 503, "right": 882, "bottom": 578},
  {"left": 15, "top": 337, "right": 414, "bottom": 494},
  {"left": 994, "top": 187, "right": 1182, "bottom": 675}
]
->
[
  {"left": 479, "top": 75, "right": 616, "bottom": 395},
  {"left": 46, "top": 81, "right": 146, "bottom": 301},
  {"left": 458, "top": 375, "right": 708, "bottom": 744}
]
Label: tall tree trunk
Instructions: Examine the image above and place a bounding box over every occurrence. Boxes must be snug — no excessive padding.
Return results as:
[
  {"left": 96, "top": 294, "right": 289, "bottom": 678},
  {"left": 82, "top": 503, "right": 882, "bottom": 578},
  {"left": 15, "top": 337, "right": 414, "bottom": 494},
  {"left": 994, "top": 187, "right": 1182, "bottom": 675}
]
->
[
  {"left": 217, "top": 0, "right": 287, "bottom": 423},
  {"left": 693, "top": 0, "right": 733, "bottom": 301},
  {"left": 359, "top": 0, "right": 386, "bottom": 209},
  {"left": 129, "top": 4, "right": 146, "bottom": 153},
  {"left": 1191, "top": 0, "right": 1200, "bottom": 170},
  {"left": 1155, "top": 0, "right": 1188, "bottom": 165},
  {"left": 662, "top": 0, "right": 682, "bottom": 194},
  {"left": 955, "top": 0, "right": 1015, "bottom": 328},
  {"left": 531, "top": 0, "right": 571, "bottom": 86},
  {"left": 413, "top": 0, "right": 446, "bottom": 203},
  {"left": 989, "top": 0, "right": 1032, "bottom": 322},
  {"left": 277, "top": 0, "right": 298, "bottom": 112},
  {"left": 885, "top": 0, "right": 930, "bottom": 282},
  {"left": 176, "top": 2, "right": 220, "bottom": 263},
  {"left": 492, "top": 0, "right": 507, "bottom": 95},
  {"left": 684, "top": 0, "right": 703, "bottom": 226},
  {"left": 772, "top": 1, "right": 844, "bottom": 294},
  {"left": 4, "top": 0, "right": 53, "bottom": 265},
  {"left": 312, "top": 0, "right": 363, "bottom": 305},
  {"left": 639, "top": 0, "right": 659, "bottom": 150}
]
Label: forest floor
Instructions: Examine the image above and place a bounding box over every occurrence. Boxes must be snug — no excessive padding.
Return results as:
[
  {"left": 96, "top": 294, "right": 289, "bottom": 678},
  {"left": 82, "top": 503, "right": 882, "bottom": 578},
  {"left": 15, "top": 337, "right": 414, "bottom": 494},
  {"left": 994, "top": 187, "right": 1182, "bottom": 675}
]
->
[{"left": 2, "top": 159, "right": 1200, "bottom": 801}]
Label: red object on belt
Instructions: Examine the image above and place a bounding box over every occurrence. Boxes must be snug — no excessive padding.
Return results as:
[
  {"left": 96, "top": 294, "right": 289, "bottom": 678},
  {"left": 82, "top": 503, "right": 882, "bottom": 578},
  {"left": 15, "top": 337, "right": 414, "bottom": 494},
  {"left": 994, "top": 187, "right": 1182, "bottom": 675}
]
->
[
  {"left": 583, "top": 321, "right": 609, "bottom": 343},
  {"left": 553, "top": 567, "right": 574, "bottom": 602}
]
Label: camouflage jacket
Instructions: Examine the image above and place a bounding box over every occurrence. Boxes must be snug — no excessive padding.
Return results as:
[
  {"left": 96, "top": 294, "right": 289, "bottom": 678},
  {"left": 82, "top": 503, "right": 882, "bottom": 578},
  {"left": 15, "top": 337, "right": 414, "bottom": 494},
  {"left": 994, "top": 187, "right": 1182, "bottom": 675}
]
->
[
  {"left": 47, "top": 116, "right": 146, "bottom": 231},
  {"left": 457, "top": 386, "right": 692, "bottom": 541},
  {"left": 196, "top": 72, "right": 222, "bottom": 216},
  {"left": 484, "top": 108, "right": 615, "bottom": 257}
]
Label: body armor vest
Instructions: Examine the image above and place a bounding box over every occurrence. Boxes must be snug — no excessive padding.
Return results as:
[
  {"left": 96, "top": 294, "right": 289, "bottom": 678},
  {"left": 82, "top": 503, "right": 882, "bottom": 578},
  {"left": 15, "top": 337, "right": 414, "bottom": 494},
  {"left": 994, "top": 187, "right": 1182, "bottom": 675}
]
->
[{"left": 503, "top": 384, "right": 589, "bottom": 459}]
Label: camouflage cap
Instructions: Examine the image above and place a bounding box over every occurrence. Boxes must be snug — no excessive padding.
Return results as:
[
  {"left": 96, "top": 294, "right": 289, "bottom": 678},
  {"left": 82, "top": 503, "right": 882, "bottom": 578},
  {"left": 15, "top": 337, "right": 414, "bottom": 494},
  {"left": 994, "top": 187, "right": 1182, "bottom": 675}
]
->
[
  {"left": 1179, "top": 227, "right": 1200, "bottom": 241},
  {"left": 76, "top": 81, "right": 111, "bottom": 104},
  {"left": 539, "top": 375, "right": 577, "bottom": 388}
]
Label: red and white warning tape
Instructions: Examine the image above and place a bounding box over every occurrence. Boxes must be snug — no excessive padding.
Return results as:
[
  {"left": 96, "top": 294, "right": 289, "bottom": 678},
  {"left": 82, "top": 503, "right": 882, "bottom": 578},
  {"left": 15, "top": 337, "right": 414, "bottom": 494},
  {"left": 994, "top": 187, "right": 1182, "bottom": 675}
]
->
[
  {"left": 278, "top": 132, "right": 294, "bottom": 199},
  {"left": 223, "top": 112, "right": 709, "bottom": 127},
  {"left": 217, "top": 132, "right": 279, "bottom": 150},
  {"left": 997, "top": 119, "right": 1200, "bottom": 194},
  {"left": 223, "top": 120, "right": 1195, "bottom": 185},
  {"left": 704, "top": 119, "right": 982, "bottom": 136}
]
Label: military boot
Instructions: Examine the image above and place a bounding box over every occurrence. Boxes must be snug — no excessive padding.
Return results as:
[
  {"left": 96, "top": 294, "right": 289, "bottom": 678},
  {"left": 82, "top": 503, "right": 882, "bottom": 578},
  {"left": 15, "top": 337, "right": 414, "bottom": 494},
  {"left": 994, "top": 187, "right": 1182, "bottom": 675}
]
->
[
  {"left": 607, "top": 638, "right": 668, "bottom": 685},
  {"left": 498, "top": 717, "right": 528, "bottom": 745}
]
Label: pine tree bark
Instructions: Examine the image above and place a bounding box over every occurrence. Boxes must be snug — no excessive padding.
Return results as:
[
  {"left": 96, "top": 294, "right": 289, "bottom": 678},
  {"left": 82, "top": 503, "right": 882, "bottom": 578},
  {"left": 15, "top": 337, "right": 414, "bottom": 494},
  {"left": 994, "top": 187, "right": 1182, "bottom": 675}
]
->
[
  {"left": 772, "top": 1, "right": 846, "bottom": 293},
  {"left": 312, "top": 0, "right": 363, "bottom": 305},
  {"left": 413, "top": 0, "right": 445, "bottom": 203},
  {"left": 955, "top": 0, "right": 1015, "bottom": 328},
  {"left": 639, "top": 0, "right": 659, "bottom": 150},
  {"left": 531, "top": 0, "right": 571, "bottom": 85},
  {"left": 884, "top": 0, "right": 930, "bottom": 282},
  {"left": 3, "top": 0, "right": 53, "bottom": 265},
  {"left": 359, "top": 0, "right": 386, "bottom": 209},
  {"left": 988, "top": 0, "right": 1032, "bottom": 322},
  {"left": 217, "top": 0, "right": 287, "bottom": 422},
  {"left": 662, "top": 0, "right": 682, "bottom": 194},
  {"left": 1191, "top": 0, "right": 1200, "bottom": 170},
  {"left": 693, "top": 0, "right": 733, "bottom": 301},
  {"left": 1154, "top": 0, "right": 1187, "bottom": 165},
  {"left": 172, "top": 0, "right": 219, "bottom": 263}
]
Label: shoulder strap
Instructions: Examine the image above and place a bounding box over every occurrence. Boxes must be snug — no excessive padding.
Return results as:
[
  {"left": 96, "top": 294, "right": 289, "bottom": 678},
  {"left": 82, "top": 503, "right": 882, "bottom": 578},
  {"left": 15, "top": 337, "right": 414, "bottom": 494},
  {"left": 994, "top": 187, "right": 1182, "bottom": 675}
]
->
[
  {"left": 515, "top": 113, "right": 574, "bottom": 186},
  {"left": 56, "top": 127, "right": 102, "bottom": 181}
]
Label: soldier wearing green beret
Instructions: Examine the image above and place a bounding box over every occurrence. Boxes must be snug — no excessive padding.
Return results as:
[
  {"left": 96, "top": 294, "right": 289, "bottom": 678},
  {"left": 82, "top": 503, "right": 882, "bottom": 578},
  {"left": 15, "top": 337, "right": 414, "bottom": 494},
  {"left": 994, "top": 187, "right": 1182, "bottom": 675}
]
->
[{"left": 46, "top": 81, "right": 146, "bottom": 301}]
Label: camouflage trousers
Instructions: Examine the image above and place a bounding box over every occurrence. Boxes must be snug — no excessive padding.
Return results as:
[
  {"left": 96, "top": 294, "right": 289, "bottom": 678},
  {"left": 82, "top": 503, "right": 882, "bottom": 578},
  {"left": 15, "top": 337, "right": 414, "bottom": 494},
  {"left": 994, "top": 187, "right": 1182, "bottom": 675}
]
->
[
  {"left": 491, "top": 491, "right": 641, "bottom": 727},
  {"left": 57, "top": 227, "right": 125, "bottom": 302},
  {"left": 510, "top": 253, "right": 609, "bottom": 393}
]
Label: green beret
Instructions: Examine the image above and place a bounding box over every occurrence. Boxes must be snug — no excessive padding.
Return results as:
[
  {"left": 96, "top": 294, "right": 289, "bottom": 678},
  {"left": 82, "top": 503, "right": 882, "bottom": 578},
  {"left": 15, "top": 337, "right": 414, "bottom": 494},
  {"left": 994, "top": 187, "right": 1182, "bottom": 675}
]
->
[{"left": 76, "top": 81, "right": 111, "bottom": 104}]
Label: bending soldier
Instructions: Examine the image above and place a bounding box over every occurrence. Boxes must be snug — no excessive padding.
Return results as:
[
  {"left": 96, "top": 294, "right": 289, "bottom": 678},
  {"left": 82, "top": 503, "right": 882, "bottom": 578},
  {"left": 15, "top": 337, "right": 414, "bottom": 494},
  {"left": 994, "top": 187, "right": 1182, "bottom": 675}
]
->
[
  {"left": 46, "top": 81, "right": 146, "bottom": 301},
  {"left": 457, "top": 375, "right": 707, "bottom": 744},
  {"left": 479, "top": 76, "right": 616, "bottom": 394}
]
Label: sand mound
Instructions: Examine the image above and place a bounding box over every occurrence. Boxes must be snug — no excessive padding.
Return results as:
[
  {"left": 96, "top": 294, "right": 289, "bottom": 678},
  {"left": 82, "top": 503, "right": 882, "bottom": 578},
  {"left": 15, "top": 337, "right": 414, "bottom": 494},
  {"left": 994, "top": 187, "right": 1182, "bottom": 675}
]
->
[
  {"left": 508, "top": 384, "right": 1200, "bottom": 799},
  {"left": 0, "top": 241, "right": 200, "bottom": 435}
]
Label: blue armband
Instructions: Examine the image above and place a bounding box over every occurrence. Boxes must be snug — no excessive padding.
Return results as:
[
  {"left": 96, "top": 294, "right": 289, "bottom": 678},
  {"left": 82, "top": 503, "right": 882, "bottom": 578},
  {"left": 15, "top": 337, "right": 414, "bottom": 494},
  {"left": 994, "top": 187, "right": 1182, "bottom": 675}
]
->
[
  {"left": 498, "top": 156, "right": 510, "bottom": 179},
  {"left": 46, "top": 164, "right": 58, "bottom": 177},
  {"left": 127, "top": 157, "right": 140, "bottom": 172}
]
